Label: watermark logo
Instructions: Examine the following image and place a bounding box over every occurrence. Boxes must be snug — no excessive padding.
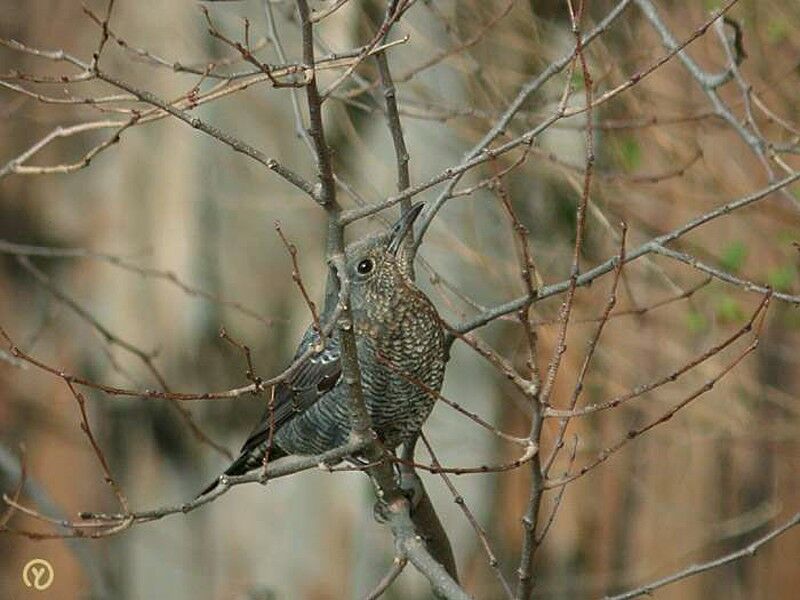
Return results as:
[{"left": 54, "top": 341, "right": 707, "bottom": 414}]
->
[{"left": 22, "top": 558, "right": 54, "bottom": 591}]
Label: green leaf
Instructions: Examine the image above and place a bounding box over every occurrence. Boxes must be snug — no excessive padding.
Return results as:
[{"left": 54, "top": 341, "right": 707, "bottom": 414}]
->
[
  {"left": 767, "top": 265, "right": 795, "bottom": 291},
  {"left": 782, "top": 309, "right": 800, "bottom": 330},
  {"left": 767, "top": 20, "right": 789, "bottom": 44},
  {"left": 686, "top": 310, "right": 709, "bottom": 334},
  {"left": 570, "top": 69, "right": 585, "bottom": 90},
  {"left": 618, "top": 137, "right": 641, "bottom": 172},
  {"left": 720, "top": 241, "right": 747, "bottom": 274},
  {"left": 716, "top": 295, "right": 745, "bottom": 323}
]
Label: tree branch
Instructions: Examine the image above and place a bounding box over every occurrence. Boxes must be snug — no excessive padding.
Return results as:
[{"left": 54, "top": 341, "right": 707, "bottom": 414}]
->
[{"left": 606, "top": 512, "right": 800, "bottom": 600}]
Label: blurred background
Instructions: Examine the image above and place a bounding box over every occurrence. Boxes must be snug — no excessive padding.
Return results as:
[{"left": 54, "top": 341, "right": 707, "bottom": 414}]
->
[{"left": 1, "top": 0, "right": 799, "bottom": 598}]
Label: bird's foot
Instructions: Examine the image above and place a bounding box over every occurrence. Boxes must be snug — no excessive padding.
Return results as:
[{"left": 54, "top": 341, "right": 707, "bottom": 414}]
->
[
  {"left": 371, "top": 470, "right": 424, "bottom": 523},
  {"left": 372, "top": 497, "right": 392, "bottom": 523},
  {"left": 348, "top": 454, "right": 371, "bottom": 467},
  {"left": 397, "top": 468, "right": 424, "bottom": 513}
]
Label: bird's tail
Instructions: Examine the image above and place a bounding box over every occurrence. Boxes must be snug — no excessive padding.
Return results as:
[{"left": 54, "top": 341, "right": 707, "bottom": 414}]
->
[{"left": 196, "top": 443, "right": 287, "bottom": 499}]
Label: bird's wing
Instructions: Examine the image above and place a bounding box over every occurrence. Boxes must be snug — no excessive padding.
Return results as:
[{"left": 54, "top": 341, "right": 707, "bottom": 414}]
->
[{"left": 238, "top": 327, "right": 341, "bottom": 456}]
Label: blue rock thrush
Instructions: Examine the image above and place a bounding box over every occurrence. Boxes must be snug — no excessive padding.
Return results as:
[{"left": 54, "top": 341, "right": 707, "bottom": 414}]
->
[{"left": 200, "top": 204, "right": 445, "bottom": 496}]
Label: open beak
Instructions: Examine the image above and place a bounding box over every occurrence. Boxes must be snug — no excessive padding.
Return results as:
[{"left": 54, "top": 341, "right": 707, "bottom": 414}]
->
[{"left": 387, "top": 203, "right": 424, "bottom": 255}]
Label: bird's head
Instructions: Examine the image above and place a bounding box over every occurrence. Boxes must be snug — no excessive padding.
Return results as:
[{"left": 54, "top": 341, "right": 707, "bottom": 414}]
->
[{"left": 344, "top": 203, "right": 424, "bottom": 311}]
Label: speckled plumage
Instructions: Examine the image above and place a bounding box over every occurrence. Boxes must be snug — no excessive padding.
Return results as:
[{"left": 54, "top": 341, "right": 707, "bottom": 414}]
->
[{"left": 200, "top": 205, "right": 445, "bottom": 496}]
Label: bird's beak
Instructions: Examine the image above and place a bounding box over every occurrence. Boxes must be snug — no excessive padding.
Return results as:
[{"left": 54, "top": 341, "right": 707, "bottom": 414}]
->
[{"left": 387, "top": 203, "right": 425, "bottom": 255}]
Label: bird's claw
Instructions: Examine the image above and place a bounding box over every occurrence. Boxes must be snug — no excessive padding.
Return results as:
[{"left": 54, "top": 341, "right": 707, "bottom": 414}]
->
[
  {"left": 371, "top": 469, "right": 424, "bottom": 523},
  {"left": 372, "top": 498, "right": 392, "bottom": 523},
  {"left": 349, "top": 454, "right": 371, "bottom": 467},
  {"left": 397, "top": 469, "right": 424, "bottom": 512}
]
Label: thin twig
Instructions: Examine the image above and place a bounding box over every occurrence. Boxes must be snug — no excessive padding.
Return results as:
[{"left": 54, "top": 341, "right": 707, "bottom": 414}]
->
[
  {"left": 0, "top": 446, "right": 27, "bottom": 529},
  {"left": 543, "top": 224, "right": 627, "bottom": 475},
  {"left": 275, "top": 222, "right": 323, "bottom": 340},
  {"left": 363, "top": 556, "right": 408, "bottom": 600},
  {"left": 17, "top": 256, "right": 232, "bottom": 459},
  {"left": 454, "top": 169, "right": 800, "bottom": 336},
  {"left": 605, "top": 512, "right": 800, "bottom": 600},
  {"left": 421, "top": 434, "right": 514, "bottom": 599},
  {"left": 546, "top": 294, "right": 770, "bottom": 490},
  {"left": 65, "top": 381, "right": 130, "bottom": 514},
  {"left": 0, "top": 240, "right": 275, "bottom": 327}
]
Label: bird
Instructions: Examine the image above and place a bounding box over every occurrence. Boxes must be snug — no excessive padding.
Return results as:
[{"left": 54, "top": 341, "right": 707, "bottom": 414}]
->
[{"left": 199, "top": 203, "right": 446, "bottom": 496}]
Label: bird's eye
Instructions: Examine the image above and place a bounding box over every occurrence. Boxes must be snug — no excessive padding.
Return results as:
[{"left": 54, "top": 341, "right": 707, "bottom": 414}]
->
[{"left": 356, "top": 258, "right": 374, "bottom": 275}]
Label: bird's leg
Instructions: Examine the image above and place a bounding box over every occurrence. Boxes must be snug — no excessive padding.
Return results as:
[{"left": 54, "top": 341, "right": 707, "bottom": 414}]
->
[
  {"left": 397, "top": 437, "right": 424, "bottom": 512},
  {"left": 371, "top": 443, "right": 423, "bottom": 521},
  {"left": 396, "top": 465, "right": 424, "bottom": 512},
  {"left": 372, "top": 491, "right": 392, "bottom": 523},
  {"left": 364, "top": 438, "right": 424, "bottom": 521},
  {"left": 371, "top": 446, "right": 402, "bottom": 523},
  {"left": 346, "top": 453, "right": 372, "bottom": 468}
]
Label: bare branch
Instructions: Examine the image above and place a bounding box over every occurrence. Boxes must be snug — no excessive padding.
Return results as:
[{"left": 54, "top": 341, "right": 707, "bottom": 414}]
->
[
  {"left": 543, "top": 225, "right": 627, "bottom": 474},
  {"left": 0, "top": 446, "right": 26, "bottom": 529},
  {"left": 421, "top": 434, "right": 514, "bottom": 599},
  {"left": 455, "top": 170, "right": 800, "bottom": 336},
  {"left": 384, "top": 496, "right": 472, "bottom": 600},
  {"left": 16, "top": 256, "right": 232, "bottom": 459},
  {"left": 275, "top": 222, "right": 324, "bottom": 341},
  {"left": 0, "top": 240, "right": 275, "bottom": 327},
  {"left": 546, "top": 294, "right": 770, "bottom": 490},
  {"left": 94, "top": 67, "right": 320, "bottom": 199},
  {"left": 363, "top": 556, "right": 407, "bottom": 600},
  {"left": 606, "top": 512, "right": 800, "bottom": 600},
  {"left": 65, "top": 381, "right": 129, "bottom": 514}
]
